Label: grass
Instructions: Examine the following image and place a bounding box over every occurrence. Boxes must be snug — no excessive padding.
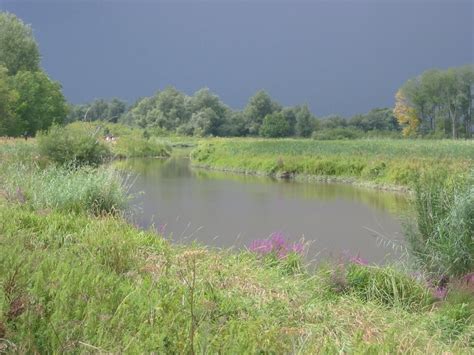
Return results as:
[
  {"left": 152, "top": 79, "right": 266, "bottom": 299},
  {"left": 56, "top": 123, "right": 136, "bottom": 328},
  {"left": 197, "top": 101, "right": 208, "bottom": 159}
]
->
[
  {"left": 190, "top": 138, "right": 473, "bottom": 188},
  {"left": 1, "top": 202, "right": 473, "bottom": 353},
  {"left": 405, "top": 172, "right": 474, "bottom": 278}
]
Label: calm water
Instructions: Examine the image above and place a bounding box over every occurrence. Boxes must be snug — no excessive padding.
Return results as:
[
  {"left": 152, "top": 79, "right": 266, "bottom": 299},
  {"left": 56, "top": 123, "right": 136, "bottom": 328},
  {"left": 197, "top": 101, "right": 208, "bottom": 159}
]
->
[{"left": 118, "top": 158, "right": 409, "bottom": 263}]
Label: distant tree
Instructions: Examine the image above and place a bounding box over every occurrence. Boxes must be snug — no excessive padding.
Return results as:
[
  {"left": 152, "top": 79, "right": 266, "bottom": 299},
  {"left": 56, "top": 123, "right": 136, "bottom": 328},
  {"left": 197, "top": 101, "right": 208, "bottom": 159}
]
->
[
  {"left": 281, "top": 107, "right": 297, "bottom": 136},
  {"left": 10, "top": 70, "right": 67, "bottom": 136},
  {"left": 244, "top": 90, "right": 281, "bottom": 135},
  {"left": 0, "top": 12, "right": 40, "bottom": 75},
  {"left": 260, "top": 112, "right": 290, "bottom": 138},
  {"left": 349, "top": 108, "right": 399, "bottom": 132},
  {"left": 320, "top": 115, "right": 347, "bottom": 130},
  {"left": 394, "top": 89, "right": 420, "bottom": 137},
  {"left": 107, "top": 98, "right": 127, "bottom": 122},
  {"left": 294, "top": 105, "right": 315, "bottom": 137},
  {"left": 395, "top": 65, "right": 474, "bottom": 138},
  {"left": 0, "top": 65, "right": 18, "bottom": 136}
]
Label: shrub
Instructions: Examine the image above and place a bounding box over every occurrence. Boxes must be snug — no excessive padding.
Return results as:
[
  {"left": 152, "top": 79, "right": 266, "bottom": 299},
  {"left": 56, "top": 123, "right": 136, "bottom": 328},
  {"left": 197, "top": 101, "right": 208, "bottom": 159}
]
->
[{"left": 38, "top": 124, "right": 111, "bottom": 166}]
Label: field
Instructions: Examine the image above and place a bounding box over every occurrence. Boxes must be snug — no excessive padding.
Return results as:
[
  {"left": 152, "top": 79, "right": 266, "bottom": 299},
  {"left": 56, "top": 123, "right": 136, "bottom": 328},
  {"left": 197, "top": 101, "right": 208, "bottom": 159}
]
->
[{"left": 191, "top": 138, "right": 474, "bottom": 189}]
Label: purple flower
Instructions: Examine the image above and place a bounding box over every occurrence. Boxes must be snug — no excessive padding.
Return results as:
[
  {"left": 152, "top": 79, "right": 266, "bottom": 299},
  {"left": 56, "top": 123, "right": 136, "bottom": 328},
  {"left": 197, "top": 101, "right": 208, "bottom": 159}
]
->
[
  {"left": 248, "top": 232, "right": 304, "bottom": 258},
  {"left": 158, "top": 223, "right": 167, "bottom": 235},
  {"left": 433, "top": 286, "right": 448, "bottom": 300},
  {"left": 462, "top": 272, "right": 474, "bottom": 284},
  {"left": 350, "top": 255, "right": 368, "bottom": 266}
]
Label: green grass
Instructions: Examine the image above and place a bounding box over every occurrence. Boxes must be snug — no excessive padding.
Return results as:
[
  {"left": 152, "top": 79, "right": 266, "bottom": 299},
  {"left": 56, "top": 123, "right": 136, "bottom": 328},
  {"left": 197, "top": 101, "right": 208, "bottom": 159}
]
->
[
  {"left": 190, "top": 138, "right": 473, "bottom": 188},
  {"left": 1, "top": 202, "right": 473, "bottom": 353},
  {"left": 406, "top": 172, "right": 474, "bottom": 278}
]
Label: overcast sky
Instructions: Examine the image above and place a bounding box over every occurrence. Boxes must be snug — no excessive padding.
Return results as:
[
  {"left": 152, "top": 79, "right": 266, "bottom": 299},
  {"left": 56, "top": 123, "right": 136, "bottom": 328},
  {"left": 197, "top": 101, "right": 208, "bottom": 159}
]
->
[{"left": 1, "top": 0, "right": 472, "bottom": 116}]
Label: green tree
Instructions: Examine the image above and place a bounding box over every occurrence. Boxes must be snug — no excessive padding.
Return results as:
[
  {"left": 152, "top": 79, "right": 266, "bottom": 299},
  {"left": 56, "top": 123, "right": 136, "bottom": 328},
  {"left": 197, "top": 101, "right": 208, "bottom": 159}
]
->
[
  {"left": 294, "top": 104, "right": 315, "bottom": 137},
  {"left": 260, "top": 112, "right": 290, "bottom": 137},
  {"left": 244, "top": 90, "right": 281, "bottom": 135},
  {"left": 0, "top": 65, "right": 18, "bottom": 135},
  {"left": 0, "top": 12, "right": 40, "bottom": 75},
  {"left": 10, "top": 70, "right": 68, "bottom": 136}
]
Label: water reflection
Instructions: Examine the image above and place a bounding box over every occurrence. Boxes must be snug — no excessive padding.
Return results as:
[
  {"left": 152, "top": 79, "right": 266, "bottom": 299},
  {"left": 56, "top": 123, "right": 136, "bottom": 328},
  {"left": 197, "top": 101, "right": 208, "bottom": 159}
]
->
[{"left": 115, "top": 158, "right": 408, "bottom": 263}]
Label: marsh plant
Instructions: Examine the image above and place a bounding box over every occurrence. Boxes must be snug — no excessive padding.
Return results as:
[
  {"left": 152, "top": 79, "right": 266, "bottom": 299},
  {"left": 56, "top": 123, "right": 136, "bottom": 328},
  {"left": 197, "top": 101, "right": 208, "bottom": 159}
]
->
[
  {"left": 405, "top": 172, "right": 474, "bottom": 279},
  {"left": 1, "top": 163, "right": 129, "bottom": 215}
]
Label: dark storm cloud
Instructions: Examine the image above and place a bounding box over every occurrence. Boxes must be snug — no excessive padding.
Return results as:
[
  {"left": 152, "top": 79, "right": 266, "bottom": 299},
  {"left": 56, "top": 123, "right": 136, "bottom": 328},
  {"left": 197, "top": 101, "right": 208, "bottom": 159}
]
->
[{"left": 1, "top": 0, "right": 472, "bottom": 116}]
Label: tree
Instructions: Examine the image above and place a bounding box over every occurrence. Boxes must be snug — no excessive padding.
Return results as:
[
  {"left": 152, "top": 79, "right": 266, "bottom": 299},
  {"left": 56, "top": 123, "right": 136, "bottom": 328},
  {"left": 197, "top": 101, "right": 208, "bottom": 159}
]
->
[
  {"left": 260, "top": 112, "right": 290, "bottom": 137},
  {"left": 0, "top": 65, "right": 18, "bottom": 135},
  {"left": 394, "top": 89, "right": 420, "bottom": 137},
  {"left": 0, "top": 12, "right": 40, "bottom": 75},
  {"left": 10, "top": 70, "right": 68, "bottom": 136},
  {"left": 294, "top": 105, "right": 315, "bottom": 137},
  {"left": 244, "top": 90, "right": 281, "bottom": 135}
]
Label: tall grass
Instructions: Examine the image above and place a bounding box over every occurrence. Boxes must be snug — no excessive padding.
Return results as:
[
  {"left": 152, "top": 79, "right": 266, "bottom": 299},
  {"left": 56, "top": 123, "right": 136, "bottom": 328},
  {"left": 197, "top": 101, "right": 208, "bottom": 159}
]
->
[
  {"left": 406, "top": 172, "right": 474, "bottom": 278},
  {"left": 191, "top": 138, "right": 473, "bottom": 188},
  {"left": 0, "top": 163, "right": 129, "bottom": 215}
]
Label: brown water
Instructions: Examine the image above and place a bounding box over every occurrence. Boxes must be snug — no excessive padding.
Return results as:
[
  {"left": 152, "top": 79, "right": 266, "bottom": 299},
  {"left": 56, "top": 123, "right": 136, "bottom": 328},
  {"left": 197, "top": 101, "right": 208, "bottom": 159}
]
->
[{"left": 118, "top": 158, "right": 409, "bottom": 263}]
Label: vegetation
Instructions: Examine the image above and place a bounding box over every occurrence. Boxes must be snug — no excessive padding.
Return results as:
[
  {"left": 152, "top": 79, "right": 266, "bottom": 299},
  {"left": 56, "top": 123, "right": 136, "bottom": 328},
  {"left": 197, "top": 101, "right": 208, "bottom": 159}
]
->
[
  {"left": 1, "top": 140, "right": 473, "bottom": 352},
  {"left": 406, "top": 172, "right": 474, "bottom": 278},
  {"left": 0, "top": 12, "right": 67, "bottom": 137},
  {"left": 394, "top": 65, "right": 474, "bottom": 139},
  {"left": 191, "top": 138, "right": 473, "bottom": 188},
  {"left": 37, "top": 122, "right": 171, "bottom": 165}
]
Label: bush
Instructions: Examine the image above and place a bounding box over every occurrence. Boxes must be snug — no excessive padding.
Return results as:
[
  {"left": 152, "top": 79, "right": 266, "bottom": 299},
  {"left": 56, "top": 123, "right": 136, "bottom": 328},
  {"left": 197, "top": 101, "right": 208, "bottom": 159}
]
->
[
  {"left": 406, "top": 173, "right": 474, "bottom": 278},
  {"left": 38, "top": 124, "right": 111, "bottom": 166}
]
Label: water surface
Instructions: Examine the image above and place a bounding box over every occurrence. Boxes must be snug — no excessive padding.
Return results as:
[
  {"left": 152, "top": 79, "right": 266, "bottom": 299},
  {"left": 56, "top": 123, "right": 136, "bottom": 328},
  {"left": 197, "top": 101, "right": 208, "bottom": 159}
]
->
[{"left": 119, "top": 158, "right": 408, "bottom": 263}]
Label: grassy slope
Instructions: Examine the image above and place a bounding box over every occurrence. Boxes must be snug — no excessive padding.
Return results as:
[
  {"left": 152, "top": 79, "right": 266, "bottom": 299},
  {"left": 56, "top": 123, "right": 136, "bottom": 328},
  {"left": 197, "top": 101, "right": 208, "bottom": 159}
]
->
[
  {"left": 1, "top": 203, "right": 473, "bottom": 353},
  {"left": 190, "top": 138, "right": 474, "bottom": 189}
]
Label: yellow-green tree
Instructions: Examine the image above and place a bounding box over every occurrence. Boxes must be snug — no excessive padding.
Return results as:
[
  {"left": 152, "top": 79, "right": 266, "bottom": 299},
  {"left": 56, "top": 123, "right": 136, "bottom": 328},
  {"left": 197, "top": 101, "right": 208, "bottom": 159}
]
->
[{"left": 394, "top": 89, "right": 419, "bottom": 137}]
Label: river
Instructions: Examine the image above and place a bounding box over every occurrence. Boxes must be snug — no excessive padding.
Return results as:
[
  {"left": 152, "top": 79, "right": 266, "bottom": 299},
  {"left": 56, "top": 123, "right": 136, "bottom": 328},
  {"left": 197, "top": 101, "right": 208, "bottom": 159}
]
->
[{"left": 118, "top": 157, "right": 409, "bottom": 263}]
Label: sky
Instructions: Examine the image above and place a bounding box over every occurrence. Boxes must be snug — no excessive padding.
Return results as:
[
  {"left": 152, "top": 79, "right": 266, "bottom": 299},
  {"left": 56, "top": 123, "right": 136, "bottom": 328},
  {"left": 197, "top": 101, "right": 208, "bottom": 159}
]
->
[{"left": 1, "top": 0, "right": 472, "bottom": 116}]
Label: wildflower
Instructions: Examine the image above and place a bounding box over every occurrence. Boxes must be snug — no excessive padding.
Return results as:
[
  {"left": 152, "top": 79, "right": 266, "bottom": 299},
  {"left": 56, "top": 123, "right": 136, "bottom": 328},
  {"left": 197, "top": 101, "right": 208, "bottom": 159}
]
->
[{"left": 248, "top": 232, "right": 304, "bottom": 258}]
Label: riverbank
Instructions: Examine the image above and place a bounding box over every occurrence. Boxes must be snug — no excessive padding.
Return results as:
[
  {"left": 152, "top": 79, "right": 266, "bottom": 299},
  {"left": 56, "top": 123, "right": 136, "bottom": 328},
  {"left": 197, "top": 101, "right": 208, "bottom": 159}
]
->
[
  {"left": 190, "top": 138, "right": 473, "bottom": 191},
  {"left": 1, "top": 199, "right": 473, "bottom": 352}
]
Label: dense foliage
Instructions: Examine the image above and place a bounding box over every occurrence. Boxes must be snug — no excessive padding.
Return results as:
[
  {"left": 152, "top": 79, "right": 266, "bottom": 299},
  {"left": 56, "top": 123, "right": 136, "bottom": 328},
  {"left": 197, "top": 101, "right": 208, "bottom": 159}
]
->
[
  {"left": 394, "top": 65, "right": 474, "bottom": 138},
  {"left": 0, "top": 12, "right": 67, "bottom": 137}
]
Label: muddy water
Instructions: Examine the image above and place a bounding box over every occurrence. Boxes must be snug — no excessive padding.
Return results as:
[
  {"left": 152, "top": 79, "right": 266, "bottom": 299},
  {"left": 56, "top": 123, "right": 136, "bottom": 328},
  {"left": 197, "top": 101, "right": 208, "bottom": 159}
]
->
[{"left": 119, "top": 158, "right": 409, "bottom": 263}]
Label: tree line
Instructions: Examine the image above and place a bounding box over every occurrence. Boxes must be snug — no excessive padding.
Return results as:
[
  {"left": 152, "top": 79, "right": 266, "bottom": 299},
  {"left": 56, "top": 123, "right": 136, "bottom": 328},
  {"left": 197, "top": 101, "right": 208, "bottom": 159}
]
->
[{"left": 0, "top": 11, "right": 472, "bottom": 139}]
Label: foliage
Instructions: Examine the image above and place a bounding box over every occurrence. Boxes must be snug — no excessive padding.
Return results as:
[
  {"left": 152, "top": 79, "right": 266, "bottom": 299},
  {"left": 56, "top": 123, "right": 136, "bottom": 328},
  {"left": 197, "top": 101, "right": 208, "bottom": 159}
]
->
[
  {"left": 0, "top": 12, "right": 67, "bottom": 137},
  {"left": 38, "top": 124, "right": 111, "bottom": 166},
  {"left": 260, "top": 112, "right": 291, "bottom": 137},
  {"left": 0, "top": 12, "right": 40, "bottom": 75},
  {"left": 394, "top": 89, "right": 420, "bottom": 137},
  {"left": 0, "top": 65, "right": 18, "bottom": 136},
  {"left": 405, "top": 173, "right": 474, "bottom": 278},
  {"left": 10, "top": 70, "right": 67, "bottom": 136},
  {"left": 395, "top": 65, "right": 474, "bottom": 138},
  {"left": 66, "top": 98, "right": 127, "bottom": 123}
]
